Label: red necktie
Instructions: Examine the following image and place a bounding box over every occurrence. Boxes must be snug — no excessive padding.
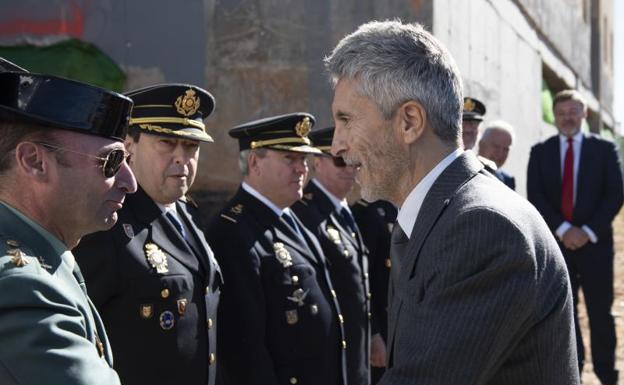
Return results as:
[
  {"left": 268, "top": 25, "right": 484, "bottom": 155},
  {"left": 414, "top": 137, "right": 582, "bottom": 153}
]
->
[{"left": 561, "top": 138, "right": 574, "bottom": 221}]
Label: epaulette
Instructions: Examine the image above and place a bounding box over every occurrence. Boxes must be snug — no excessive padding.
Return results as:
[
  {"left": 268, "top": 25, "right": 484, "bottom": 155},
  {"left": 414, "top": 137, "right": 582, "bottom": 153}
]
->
[
  {"left": 0, "top": 238, "right": 46, "bottom": 271},
  {"left": 220, "top": 203, "right": 244, "bottom": 224},
  {"left": 180, "top": 194, "right": 198, "bottom": 208},
  {"left": 303, "top": 192, "right": 314, "bottom": 201}
]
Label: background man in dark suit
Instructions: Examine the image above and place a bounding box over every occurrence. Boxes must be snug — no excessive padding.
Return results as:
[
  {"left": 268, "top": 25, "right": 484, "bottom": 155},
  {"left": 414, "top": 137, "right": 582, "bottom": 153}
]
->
[
  {"left": 351, "top": 199, "right": 397, "bottom": 385},
  {"left": 293, "top": 126, "right": 370, "bottom": 385},
  {"left": 478, "top": 120, "right": 516, "bottom": 190},
  {"left": 74, "top": 84, "right": 221, "bottom": 385},
  {"left": 527, "top": 89, "right": 623, "bottom": 385},
  {"left": 325, "top": 20, "right": 579, "bottom": 384},
  {"left": 0, "top": 66, "right": 136, "bottom": 384},
  {"left": 207, "top": 113, "right": 347, "bottom": 385}
]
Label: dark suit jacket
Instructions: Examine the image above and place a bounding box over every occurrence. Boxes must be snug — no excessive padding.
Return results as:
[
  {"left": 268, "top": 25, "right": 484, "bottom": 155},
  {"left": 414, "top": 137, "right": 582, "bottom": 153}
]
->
[
  {"left": 292, "top": 181, "right": 370, "bottom": 385},
  {"left": 351, "top": 199, "right": 397, "bottom": 341},
  {"left": 381, "top": 152, "right": 579, "bottom": 385},
  {"left": 74, "top": 187, "right": 222, "bottom": 385},
  {"left": 207, "top": 187, "right": 347, "bottom": 385},
  {"left": 496, "top": 170, "right": 516, "bottom": 190},
  {"left": 527, "top": 133, "right": 623, "bottom": 256}
]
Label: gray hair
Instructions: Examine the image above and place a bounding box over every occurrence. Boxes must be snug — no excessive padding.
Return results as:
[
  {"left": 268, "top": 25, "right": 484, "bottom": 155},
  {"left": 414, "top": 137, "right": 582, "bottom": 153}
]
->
[
  {"left": 238, "top": 148, "right": 268, "bottom": 176},
  {"left": 481, "top": 120, "right": 515, "bottom": 143},
  {"left": 324, "top": 20, "right": 463, "bottom": 145}
]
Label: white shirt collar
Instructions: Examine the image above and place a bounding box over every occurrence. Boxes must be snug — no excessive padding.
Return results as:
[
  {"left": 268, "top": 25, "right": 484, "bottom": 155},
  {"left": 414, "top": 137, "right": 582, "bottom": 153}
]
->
[
  {"left": 559, "top": 130, "right": 583, "bottom": 145},
  {"left": 311, "top": 178, "right": 349, "bottom": 212},
  {"left": 242, "top": 182, "right": 285, "bottom": 216},
  {"left": 397, "top": 149, "right": 462, "bottom": 238}
]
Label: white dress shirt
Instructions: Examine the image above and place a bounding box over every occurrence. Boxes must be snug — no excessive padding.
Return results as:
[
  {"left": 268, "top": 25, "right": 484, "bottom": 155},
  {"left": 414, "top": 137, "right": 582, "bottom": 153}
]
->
[{"left": 397, "top": 149, "right": 462, "bottom": 238}]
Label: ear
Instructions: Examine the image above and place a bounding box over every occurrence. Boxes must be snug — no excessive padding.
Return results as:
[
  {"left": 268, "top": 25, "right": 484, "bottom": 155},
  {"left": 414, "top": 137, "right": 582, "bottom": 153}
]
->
[
  {"left": 395, "top": 100, "right": 426, "bottom": 145},
  {"left": 14, "top": 142, "right": 48, "bottom": 180},
  {"left": 248, "top": 151, "right": 260, "bottom": 176}
]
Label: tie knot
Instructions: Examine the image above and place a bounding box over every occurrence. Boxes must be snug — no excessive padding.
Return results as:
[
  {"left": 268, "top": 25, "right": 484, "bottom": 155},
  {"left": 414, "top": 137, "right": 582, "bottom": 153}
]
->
[{"left": 567, "top": 137, "right": 573, "bottom": 145}]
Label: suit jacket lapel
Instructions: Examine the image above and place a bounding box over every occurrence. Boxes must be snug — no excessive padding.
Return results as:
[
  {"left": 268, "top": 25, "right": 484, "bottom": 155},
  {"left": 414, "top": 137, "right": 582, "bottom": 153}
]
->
[
  {"left": 547, "top": 136, "right": 562, "bottom": 206},
  {"left": 575, "top": 134, "right": 593, "bottom": 213},
  {"left": 128, "top": 187, "right": 201, "bottom": 275}
]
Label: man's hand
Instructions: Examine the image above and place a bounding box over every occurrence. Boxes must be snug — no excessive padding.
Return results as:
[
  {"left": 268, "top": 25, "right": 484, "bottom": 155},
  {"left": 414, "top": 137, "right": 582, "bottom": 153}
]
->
[
  {"left": 561, "top": 226, "right": 589, "bottom": 250},
  {"left": 370, "top": 333, "right": 387, "bottom": 367}
]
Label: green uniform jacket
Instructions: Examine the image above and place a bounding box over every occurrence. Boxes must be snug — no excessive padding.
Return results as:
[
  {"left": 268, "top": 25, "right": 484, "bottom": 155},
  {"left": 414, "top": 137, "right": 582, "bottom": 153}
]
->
[{"left": 0, "top": 202, "right": 120, "bottom": 385}]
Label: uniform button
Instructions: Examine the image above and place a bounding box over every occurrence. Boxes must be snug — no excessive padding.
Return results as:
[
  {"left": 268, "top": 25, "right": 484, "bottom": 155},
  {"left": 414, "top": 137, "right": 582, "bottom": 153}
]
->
[
  {"left": 341, "top": 340, "right": 347, "bottom": 349},
  {"left": 343, "top": 250, "right": 350, "bottom": 257},
  {"left": 385, "top": 259, "right": 392, "bottom": 268},
  {"left": 160, "top": 289, "right": 170, "bottom": 299},
  {"left": 205, "top": 286, "right": 210, "bottom": 294},
  {"left": 368, "top": 312, "right": 372, "bottom": 320},
  {"left": 338, "top": 314, "right": 344, "bottom": 324},
  {"left": 364, "top": 272, "right": 369, "bottom": 279},
  {"left": 208, "top": 353, "right": 216, "bottom": 365},
  {"left": 351, "top": 232, "right": 356, "bottom": 238},
  {"left": 289, "top": 377, "right": 298, "bottom": 384},
  {"left": 331, "top": 290, "right": 337, "bottom": 298},
  {"left": 291, "top": 275, "right": 299, "bottom": 284},
  {"left": 207, "top": 318, "right": 213, "bottom": 329},
  {"left": 367, "top": 292, "right": 372, "bottom": 299}
]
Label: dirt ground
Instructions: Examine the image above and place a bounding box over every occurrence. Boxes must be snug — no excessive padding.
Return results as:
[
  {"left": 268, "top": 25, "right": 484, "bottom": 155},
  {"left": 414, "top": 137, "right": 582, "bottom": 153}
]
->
[{"left": 579, "top": 210, "right": 624, "bottom": 384}]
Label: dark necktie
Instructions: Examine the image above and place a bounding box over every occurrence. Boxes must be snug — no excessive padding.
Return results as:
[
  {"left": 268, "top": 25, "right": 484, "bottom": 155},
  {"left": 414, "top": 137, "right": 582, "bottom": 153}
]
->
[
  {"left": 389, "top": 222, "right": 409, "bottom": 282},
  {"left": 561, "top": 138, "right": 574, "bottom": 221},
  {"left": 282, "top": 212, "right": 305, "bottom": 241},
  {"left": 166, "top": 210, "right": 187, "bottom": 240},
  {"left": 340, "top": 207, "right": 358, "bottom": 235}
]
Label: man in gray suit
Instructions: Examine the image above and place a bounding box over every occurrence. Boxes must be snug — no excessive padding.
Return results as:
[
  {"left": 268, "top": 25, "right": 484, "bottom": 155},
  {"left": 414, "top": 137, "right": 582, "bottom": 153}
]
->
[{"left": 325, "top": 20, "right": 579, "bottom": 384}]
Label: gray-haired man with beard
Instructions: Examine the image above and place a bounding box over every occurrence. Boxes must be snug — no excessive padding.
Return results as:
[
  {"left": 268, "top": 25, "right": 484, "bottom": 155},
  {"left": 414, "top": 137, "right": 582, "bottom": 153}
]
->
[{"left": 326, "top": 20, "right": 579, "bottom": 384}]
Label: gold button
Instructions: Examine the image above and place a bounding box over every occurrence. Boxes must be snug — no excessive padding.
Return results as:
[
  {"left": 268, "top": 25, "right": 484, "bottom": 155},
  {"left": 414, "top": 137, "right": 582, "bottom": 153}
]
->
[
  {"left": 209, "top": 353, "right": 216, "bottom": 365},
  {"left": 331, "top": 290, "right": 337, "bottom": 298},
  {"left": 205, "top": 286, "right": 210, "bottom": 294},
  {"left": 289, "top": 377, "right": 298, "bottom": 384},
  {"left": 385, "top": 259, "right": 392, "bottom": 268},
  {"left": 291, "top": 275, "right": 299, "bottom": 284},
  {"left": 207, "top": 318, "right": 213, "bottom": 329},
  {"left": 367, "top": 292, "right": 372, "bottom": 299},
  {"left": 341, "top": 340, "right": 347, "bottom": 349},
  {"left": 338, "top": 314, "right": 344, "bottom": 324},
  {"left": 161, "top": 289, "right": 170, "bottom": 299},
  {"left": 343, "top": 250, "right": 350, "bottom": 257}
]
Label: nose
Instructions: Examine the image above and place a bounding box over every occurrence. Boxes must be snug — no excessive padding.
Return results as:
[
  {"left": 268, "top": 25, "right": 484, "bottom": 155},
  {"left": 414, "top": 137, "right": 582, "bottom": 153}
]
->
[
  {"left": 331, "top": 125, "right": 347, "bottom": 157},
  {"left": 294, "top": 157, "right": 308, "bottom": 175},
  {"left": 116, "top": 160, "right": 138, "bottom": 193}
]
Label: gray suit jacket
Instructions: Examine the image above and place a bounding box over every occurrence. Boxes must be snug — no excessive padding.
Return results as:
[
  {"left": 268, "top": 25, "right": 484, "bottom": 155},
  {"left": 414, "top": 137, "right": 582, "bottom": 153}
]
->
[{"left": 381, "top": 152, "right": 579, "bottom": 385}]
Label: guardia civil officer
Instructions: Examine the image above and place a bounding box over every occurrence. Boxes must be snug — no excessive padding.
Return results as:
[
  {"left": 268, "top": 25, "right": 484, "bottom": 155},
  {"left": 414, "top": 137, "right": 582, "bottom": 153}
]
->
[
  {"left": 0, "top": 61, "right": 136, "bottom": 384},
  {"left": 74, "top": 84, "right": 221, "bottom": 385},
  {"left": 207, "top": 113, "right": 347, "bottom": 385},
  {"left": 292, "top": 126, "right": 371, "bottom": 385}
]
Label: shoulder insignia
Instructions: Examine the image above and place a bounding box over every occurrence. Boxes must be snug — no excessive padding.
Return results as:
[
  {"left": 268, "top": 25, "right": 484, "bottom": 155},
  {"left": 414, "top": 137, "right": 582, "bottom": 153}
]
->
[
  {"left": 303, "top": 192, "right": 313, "bottom": 201},
  {"left": 356, "top": 199, "right": 369, "bottom": 207},
  {"left": 220, "top": 213, "right": 237, "bottom": 223},
  {"left": 230, "top": 204, "right": 243, "bottom": 215},
  {"left": 182, "top": 194, "right": 198, "bottom": 208},
  {"left": 144, "top": 243, "right": 169, "bottom": 274},
  {"left": 7, "top": 248, "right": 29, "bottom": 267},
  {"left": 6, "top": 239, "right": 20, "bottom": 247},
  {"left": 298, "top": 199, "right": 309, "bottom": 207},
  {"left": 273, "top": 242, "right": 293, "bottom": 268},
  {"left": 36, "top": 256, "right": 52, "bottom": 270}
]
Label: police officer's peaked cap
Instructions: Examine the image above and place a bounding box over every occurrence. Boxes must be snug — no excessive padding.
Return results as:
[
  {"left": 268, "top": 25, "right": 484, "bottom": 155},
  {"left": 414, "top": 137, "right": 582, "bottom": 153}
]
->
[
  {"left": 229, "top": 112, "right": 322, "bottom": 154},
  {"left": 0, "top": 61, "right": 133, "bottom": 141},
  {"left": 309, "top": 126, "right": 335, "bottom": 155},
  {"left": 126, "top": 83, "right": 215, "bottom": 143},
  {"left": 463, "top": 97, "right": 486, "bottom": 121}
]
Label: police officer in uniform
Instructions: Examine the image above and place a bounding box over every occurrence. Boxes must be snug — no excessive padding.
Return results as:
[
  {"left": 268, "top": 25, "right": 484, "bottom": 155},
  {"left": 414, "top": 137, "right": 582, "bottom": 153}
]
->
[
  {"left": 0, "top": 64, "right": 136, "bottom": 384},
  {"left": 350, "top": 199, "right": 397, "bottom": 384},
  {"left": 74, "top": 84, "right": 221, "bottom": 385},
  {"left": 207, "top": 113, "right": 347, "bottom": 385},
  {"left": 462, "top": 96, "right": 486, "bottom": 150},
  {"left": 292, "top": 126, "right": 370, "bottom": 385}
]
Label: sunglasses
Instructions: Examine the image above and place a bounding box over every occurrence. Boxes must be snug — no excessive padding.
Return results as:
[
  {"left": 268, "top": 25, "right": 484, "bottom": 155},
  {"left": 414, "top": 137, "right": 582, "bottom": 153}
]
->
[{"left": 34, "top": 142, "right": 129, "bottom": 178}]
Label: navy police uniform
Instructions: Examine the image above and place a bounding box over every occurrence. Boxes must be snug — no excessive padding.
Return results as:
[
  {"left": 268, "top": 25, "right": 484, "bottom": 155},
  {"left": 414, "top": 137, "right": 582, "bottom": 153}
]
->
[
  {"left": 74, "top": 85, "right": 221, "bottom": 385},
  {"left": 350, "top": 199, "right": 397, "bottom": 384},
  {"left": 0, "top": 66, "right": 133, "bottom": 384},
  {"left": 292, "top": 126, "right": 371, "bottom": 385},
  {"left": 207, "top": 113, "right": 347, "bottom": 385}
]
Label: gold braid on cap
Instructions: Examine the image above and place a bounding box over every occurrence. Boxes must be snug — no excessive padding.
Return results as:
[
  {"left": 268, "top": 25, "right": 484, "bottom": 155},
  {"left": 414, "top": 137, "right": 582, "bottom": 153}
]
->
[
  {"left": 250, "top": 136, "right": 311, "bottom": 149},
  {"left": 130, "top": 117, "right": 205, "bottom": 131}
]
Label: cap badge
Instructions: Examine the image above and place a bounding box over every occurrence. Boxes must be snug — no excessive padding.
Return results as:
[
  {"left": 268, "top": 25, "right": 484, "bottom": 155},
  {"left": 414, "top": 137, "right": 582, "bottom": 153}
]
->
[
  {"left": 175, "top": 89, "right": 200, "bottom": 117},
  {"left": 274, "top": 242, "right": 293, "bottom": 268},
  {"left": 464, "top": 98, "right": 475, "bottom": 112},
  {"left": 295, "top": 117, "right": 311, "bottom": 137},
  {"left": 145, "top": 243, "right": 169, "bottom": 274}
]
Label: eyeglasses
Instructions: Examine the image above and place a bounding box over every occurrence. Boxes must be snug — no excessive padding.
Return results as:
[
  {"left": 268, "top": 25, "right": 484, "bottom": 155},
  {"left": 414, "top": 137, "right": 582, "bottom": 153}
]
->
[{"left": 33, "top": 142, "right": 129, "bottom": 178}]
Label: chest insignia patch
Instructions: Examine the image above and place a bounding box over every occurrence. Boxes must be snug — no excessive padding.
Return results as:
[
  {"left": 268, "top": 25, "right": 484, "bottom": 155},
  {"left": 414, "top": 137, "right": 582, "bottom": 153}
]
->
[
  {"left": 326, "top": 227, "right": 341, "bottom": 244},
  {"left": 145, "top": 243, "right": 169, "bottom": 274},
  {"left": 273, "top": 242, "right": 293, "bottom": 268},
  {"left": 287, "top": 288, "right": 309, "bottom": 307}
]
